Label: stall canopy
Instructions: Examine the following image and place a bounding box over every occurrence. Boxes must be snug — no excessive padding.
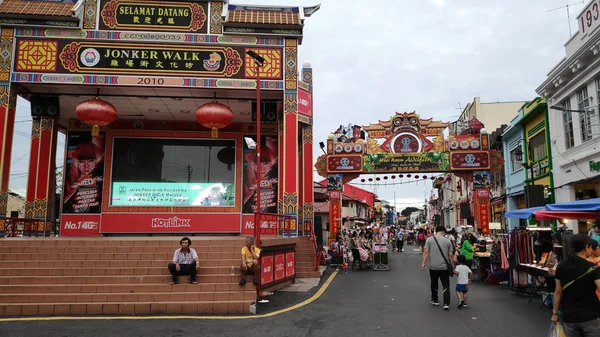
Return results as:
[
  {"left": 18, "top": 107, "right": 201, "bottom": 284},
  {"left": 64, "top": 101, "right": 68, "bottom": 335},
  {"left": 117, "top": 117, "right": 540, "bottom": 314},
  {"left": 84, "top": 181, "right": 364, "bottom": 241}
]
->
[
  {"left": 545, "top": 198, "right": 600, "bottom": 212},
  {"left": 504, "top": 206, "right": 545, "bottom": 219},
  {"left": 535, "top": 210, "right": 600, "bottom": 221}
]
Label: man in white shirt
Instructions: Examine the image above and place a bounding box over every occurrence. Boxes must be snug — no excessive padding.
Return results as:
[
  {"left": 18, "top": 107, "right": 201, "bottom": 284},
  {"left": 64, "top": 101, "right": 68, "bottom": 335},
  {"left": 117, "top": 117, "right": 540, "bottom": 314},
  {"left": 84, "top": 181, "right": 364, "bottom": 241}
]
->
[{"left": 168, "top": 237, "right": 200, "bottom": 285}]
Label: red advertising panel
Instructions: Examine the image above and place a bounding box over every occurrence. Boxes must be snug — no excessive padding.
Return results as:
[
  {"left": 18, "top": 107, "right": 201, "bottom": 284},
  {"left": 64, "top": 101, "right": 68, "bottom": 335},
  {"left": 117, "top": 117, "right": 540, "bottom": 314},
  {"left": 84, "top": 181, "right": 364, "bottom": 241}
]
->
[
  {"left": 475, "top": 188, "right": 490, "bottom": 235},
  {"left": 101, "top": 213, "right": 241, "bottom": 233},
  {"left": 240, "top": 214, "right": 277, "bottom": 235},
  {"left": 274, "top": 254, "right": 285, "bottom": 281},
  {"left": 450, "top": 151, "right": 490, "bottom": 170},
  {"left": 298, "top": 89, "right": 312, "bottom": 117},
  {"left": 60, "top": 214, "right": 101, "bottom": 237},
  {"left": 261, "top": 255, "right": 274, "bottom": 286},
  {"left": 327, "top": 154, "right": 363, "bottom": 173},
  {"left": 285, "top": 252, "right": 295, "bottom": 278}
]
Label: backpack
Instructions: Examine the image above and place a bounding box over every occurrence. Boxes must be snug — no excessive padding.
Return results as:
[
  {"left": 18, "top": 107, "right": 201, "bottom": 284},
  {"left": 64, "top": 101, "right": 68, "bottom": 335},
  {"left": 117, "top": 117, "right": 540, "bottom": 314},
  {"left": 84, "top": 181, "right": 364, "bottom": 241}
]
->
[{"left": 418, "top": 233, "right": 424, "bottom": 240}]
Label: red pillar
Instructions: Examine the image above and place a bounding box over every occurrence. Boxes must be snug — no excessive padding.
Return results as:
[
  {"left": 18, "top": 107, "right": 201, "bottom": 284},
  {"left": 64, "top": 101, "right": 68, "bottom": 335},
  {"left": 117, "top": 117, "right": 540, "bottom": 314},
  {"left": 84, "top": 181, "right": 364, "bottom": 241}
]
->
[
  {"left": 0, "top": 27, "right": 17, "bottom": 233},
  {"left": 301, "top": 64, "right": 314, "bottom": 237},
  {"left": 25, "top": 118, "right": 58, "bottom": 233},
  {"left": 0, "top": 85, "right": 17, "bottom": 229},
  {"left": 282, "top": 38, "right": 299, "bottom": 235}
]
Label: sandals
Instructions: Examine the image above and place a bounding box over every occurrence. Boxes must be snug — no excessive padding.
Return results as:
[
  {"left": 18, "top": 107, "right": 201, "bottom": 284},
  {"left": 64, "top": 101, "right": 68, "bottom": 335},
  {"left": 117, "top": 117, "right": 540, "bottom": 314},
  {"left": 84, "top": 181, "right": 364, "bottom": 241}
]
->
[
  {"left": 169, "top": 281, "right": 178, "bottom": 285},
  {"left": 189, "top": 281, "right": 198, "bottom": 284}
]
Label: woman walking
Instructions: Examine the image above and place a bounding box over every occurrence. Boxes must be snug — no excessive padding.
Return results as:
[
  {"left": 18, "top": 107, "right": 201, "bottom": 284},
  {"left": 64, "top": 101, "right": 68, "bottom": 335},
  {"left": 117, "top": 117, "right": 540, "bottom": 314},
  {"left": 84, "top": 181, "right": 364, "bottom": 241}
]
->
[
  {"left": 552, "top": 234, "right": 600, "bottom": 337},
  {"left": 460, "top": 233, "right": 475, "bottom": 269}
]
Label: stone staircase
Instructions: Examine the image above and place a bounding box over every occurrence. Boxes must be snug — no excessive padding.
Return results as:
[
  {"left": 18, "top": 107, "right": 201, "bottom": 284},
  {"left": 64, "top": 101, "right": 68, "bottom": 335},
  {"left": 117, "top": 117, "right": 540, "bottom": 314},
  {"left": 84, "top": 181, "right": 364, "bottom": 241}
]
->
[
  {"left": 0, "top": 237, "right": 257, "bottom": 316},
  {"left": 294, "top": 236, "right": 321, "bottom": 278}
]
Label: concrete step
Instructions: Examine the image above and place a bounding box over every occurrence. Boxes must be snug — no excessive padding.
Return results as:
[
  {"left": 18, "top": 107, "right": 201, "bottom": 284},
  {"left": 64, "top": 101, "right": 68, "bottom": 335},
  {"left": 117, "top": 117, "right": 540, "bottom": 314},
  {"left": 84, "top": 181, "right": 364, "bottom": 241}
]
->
[
  {"left": 0, "top": 291, "right": 256, "bottom": 304},
  {"left": 0, "top": 274, "right": 247, "bottom": 285},
  {"left": 0, "top": 259, "right": 242, "bottom": 268},
  {"left": 0, "top": 246, "right": 242, "bottom": 254},
  {"left": 0, "top": 239, "right": 245, "bottom": 248},
  {"left": 0, "top": 252, "right": 238, "bottom": 260},
  {"left": 0, "top": 300, "right": 252, "bottom": 316},
  {"left": 0, "top": 282, "right": 257, "bottom": 294},
  {"left": 0, "top": 266, "right": 240, "bottom": 277}
]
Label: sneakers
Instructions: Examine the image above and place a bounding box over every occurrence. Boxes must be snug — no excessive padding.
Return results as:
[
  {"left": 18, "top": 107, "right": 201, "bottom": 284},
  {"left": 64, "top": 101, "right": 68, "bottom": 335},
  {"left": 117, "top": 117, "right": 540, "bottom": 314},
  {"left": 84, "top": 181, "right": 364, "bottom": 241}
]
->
[
  {"left": 430, "top": 300, "right": 440, "bottom": 306},
  {"left": 458, "top": 300, "right": 464, "bottom": 309},
  {"left": 463, "top": 303, "right": 468, "bottom": 308},
  {"left": 443, "top": 305, "right": 450, "bottom": 310},
  {"left": 239, "top": 278, "right": 246, "bottom": 286}
]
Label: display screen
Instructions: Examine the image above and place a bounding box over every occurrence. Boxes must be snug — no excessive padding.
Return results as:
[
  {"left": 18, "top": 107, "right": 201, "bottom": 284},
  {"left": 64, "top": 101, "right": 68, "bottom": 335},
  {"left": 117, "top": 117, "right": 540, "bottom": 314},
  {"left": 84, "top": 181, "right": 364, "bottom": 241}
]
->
[
  {"left": 110, "top": 137, "right": 235, "bottom": 207},
  {"left": 111, "top": 182, "right": 234, "bottom": 206}
]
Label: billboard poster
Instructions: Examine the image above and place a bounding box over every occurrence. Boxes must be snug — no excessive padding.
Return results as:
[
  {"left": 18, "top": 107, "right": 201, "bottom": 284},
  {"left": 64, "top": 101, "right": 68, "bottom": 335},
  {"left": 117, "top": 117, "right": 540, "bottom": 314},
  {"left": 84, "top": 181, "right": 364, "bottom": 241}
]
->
[
  {"left": 110, "top": 182, "right": 234, "bottom": 207},
  {"left": 298, "top": 88, "right": 312, "bottom": 117},
  {"left": 101, "top": 213, "right": 240, "bottom": 233},
  {"left": 261, "top": 255, "right": 274, "bottom": 286},
  {"left": 62, "top": 132, "right": 105, "bottom": 214},
  {"left": 274, "top": 253, "right": 285, "bottom": 281},
  {"left": 473, "top": 170, "right": 491, "bottom": 189},
  {"left": 285, "top": 252, "right": 295, "bottom": 278},
  {"left": 242, "top": 136, "right": 278, "bottom": 214},
  {"left": 327, "top": 174, "right": 342, "bottom": 190}
]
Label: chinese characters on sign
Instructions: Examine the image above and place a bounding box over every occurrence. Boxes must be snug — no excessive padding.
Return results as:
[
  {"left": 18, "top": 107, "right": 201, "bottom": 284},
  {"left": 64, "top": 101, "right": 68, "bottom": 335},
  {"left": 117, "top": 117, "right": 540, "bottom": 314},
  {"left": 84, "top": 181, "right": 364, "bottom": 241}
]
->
[
  {"left": 49, "top": 40, "right": 244, "bottom": 77},
  {"left": 100, "top": 0, "right": 208, "bottom": 32},
  {"left": 475, "top": 188, "right": 490, "bottom": 235}
]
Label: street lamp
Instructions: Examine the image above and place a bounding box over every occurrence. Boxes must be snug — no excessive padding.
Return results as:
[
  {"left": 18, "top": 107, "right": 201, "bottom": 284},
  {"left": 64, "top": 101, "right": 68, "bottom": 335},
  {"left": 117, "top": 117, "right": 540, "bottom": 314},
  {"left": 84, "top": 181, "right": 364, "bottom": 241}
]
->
[
  {"left": 246, "top": 50, "right": 264, "bottom": 248},
  {"left": 514, "top": 146, "right": 535, "bottom": 186}
]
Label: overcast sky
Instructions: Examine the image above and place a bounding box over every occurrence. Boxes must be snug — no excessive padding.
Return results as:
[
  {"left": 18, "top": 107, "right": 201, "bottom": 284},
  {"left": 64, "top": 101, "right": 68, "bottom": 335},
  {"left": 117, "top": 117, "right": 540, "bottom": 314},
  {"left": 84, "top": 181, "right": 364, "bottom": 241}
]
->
[{"left": 9, "top": 0, "right": 584, "bottom": 211}]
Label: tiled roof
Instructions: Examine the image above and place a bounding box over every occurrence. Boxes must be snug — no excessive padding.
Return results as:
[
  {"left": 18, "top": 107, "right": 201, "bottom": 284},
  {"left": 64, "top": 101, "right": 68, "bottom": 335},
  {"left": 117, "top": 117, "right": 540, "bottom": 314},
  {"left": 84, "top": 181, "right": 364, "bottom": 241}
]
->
[
  {"left": 229, "top": 10, "right": 300, "bottom": 25},
  {"left": 0, "top": 0, "right": 76, "bottom": 17}
]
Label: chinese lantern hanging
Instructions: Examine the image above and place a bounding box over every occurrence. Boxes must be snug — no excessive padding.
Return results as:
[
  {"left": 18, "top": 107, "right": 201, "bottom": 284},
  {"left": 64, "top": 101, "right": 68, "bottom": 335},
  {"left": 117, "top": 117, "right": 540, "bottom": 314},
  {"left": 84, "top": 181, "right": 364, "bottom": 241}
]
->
[
  {"left": 75, "top": 98, "right": 117, "bottom": 136},
  {"left": 195, "top": 102, "right": 234, "bottom": 138}
]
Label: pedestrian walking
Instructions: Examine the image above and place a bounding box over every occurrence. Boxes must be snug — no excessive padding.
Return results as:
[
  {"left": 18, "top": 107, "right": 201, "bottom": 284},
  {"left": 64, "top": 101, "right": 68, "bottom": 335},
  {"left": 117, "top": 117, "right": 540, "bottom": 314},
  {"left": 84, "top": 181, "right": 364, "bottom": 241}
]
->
[
  {"left": 397, "top": 226, "right": 405, "bottom": 252},
  {"left": 454, "top": 255, "right": 472, "bottom": 308},
  {"left": 421, "top": 226, "right": 454, "bottom": 310}
]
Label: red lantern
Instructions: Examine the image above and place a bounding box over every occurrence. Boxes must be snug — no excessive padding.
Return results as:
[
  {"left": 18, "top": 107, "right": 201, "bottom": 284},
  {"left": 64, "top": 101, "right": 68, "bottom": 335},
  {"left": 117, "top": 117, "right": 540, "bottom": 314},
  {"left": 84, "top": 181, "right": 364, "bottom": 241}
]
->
[
  {"left": 399, "top": 174, "right": 404, "bottom": 178},
  {"left": 361, "top": 179, "right": 365, "bottom": 183},
  {"left": 368, "top": 178, "right": 373, "bottom": 182},
  {"left": 195, "top": 102, "right": 234, "bottom": 138},
  {"left": 376, "top": 177, "right": 380, "bottom": 181},
  {"left": 383, "top": 176, "right": 388, "bottom": 180},
  {"left": 75, "top": 98, "right": 117, "bottom": 136},
  {"left": 430, "top": 177, "right": 435, "bottom": 180},
  {"left": 391, "top": 175, "right": 396, "bottom": 179},
  {"left": 407, "top": 174, "right": 412, "bottom": 178},
  {"left": 423, "top": 175, "right": 428, "bottom": 179},
  {"left": 414, "top": 175, "right": 419, "bottom": 179}
]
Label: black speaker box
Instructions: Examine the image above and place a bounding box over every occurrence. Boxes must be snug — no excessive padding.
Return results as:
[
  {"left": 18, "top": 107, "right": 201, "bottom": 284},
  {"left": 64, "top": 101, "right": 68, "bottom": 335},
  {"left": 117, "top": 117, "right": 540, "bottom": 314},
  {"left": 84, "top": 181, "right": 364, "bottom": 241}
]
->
[
  {"left": 251, "top": 100, "right": 278, "bottom": 123},
  {"left": 30, "top": 95, "right": 60, "bottom": 119},
  {"left": 525, "top": 185, "right": 545, "bottom": 208},
  {"left": 460, "top": 202, "right": 471, "bottom": 218}
]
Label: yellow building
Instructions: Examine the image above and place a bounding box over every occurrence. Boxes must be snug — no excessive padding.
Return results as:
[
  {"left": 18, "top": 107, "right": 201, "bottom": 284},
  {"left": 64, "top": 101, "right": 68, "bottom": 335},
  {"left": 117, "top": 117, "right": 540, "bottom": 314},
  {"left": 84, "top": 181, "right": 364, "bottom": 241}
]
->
[{"left": 519, "top": 97, "right": 555, "bottom": 203}]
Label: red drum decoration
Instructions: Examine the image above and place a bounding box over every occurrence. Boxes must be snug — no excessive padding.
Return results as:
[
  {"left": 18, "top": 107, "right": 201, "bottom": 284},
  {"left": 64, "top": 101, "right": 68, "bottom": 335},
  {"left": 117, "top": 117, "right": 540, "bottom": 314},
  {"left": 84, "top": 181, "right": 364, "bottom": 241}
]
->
[
  {"left": 75, "top": 98, "right": 117, "bottom": 136},
  {"left": 195, "top": 102, "right": 234, "bottom": 138}
]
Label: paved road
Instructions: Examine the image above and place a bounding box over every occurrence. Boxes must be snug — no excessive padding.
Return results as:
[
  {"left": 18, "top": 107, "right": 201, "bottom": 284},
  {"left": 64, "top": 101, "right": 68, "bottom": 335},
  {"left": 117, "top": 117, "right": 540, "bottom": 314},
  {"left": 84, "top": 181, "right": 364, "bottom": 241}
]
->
[{"left": 0, "top": 247, "right": 551, "bottom": 337}]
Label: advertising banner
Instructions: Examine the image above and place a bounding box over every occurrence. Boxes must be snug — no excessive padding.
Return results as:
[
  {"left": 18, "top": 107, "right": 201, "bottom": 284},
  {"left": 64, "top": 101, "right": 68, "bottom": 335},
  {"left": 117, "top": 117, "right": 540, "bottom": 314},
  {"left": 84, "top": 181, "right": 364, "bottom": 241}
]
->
[
  {"left": 475, "top": 188, "right": 490, "bottom": 235},
  {"left": 98, "top": 0, "right": 209, "bottom": 33},
  {"left": 363, "top": 152, "right": 450, "bottom": 173},
  {"left": 111, "top": 182, "right": 235, "bottom": 207},
  {"left": 242, "top": 136, "right": 278, "bottom": 214},
  {"left": 60, "top": 214, "right": 101, "bottom": 237},
  {"left": 274, "top": 253, "right": 285, "bottom": 281},
  {"left": 327, "top": 174, "right": 343, "bottom": 190},
  {"left": 63, "top": 132, "right": 106, "bottom": 214},
  {"left": 327, "top": 154, "right": 363, "bottom": 173},
  {"left": 329, "top": 190, "right": 341, "bottom": 244},
  {"left": 473, "top": 170, "right": 491, "bottom": 189},
  {"left": 285, "top": 252, "right": 295, "bottom": 278},
  {"left": 450, "top": 151, "right": 490, "bottom": 170},
  {"left": 261, "top": 255, "right": 274, "bottom": 286},
  {"left": 240, "top": 214, "right": 278, "bottom": 235},
  {"left": 101, "top": 213, "right": 241, "bottom": 233},
  {"left": 298, "top": 88, "right": 312, "bottom": 117}
]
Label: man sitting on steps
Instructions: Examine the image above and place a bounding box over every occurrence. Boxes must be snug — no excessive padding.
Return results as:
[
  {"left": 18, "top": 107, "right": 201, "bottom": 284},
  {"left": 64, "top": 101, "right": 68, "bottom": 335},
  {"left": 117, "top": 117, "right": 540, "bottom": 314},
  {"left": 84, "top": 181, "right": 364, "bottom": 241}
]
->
[
  {"left": 239, "top": 236, "right": 261, "bottom": 286},
  {"left": 168, "top": 237, "right": 200, "bottom": 285}
]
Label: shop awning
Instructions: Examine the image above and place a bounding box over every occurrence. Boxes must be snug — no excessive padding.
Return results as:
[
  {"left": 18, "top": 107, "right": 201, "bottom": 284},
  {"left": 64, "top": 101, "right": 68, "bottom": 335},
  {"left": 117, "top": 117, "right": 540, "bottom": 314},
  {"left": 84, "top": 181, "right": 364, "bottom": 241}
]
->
[
  {"left": 504, "top": 206, "right": 545, "bottom": 219},
  {"left": 534, "top": 210, "right": 600, "bottom": 221},
  {"left": 545, "top": 198, "right": 600, "bottom": 212}
]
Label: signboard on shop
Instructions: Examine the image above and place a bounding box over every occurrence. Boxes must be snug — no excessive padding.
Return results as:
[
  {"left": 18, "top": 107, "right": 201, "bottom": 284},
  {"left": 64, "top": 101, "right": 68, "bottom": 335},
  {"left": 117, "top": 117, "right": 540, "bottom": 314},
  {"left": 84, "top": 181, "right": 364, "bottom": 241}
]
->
[
  {"left": 100, "top": 213, "right": 241, "bottom": 233},
  {"left": 450, "top": 152, "right": 490, "bottom": 170},
  {"left": 60, "top": 214, "right": 101, "bottom": 236},
  {"left": 578, "top": 0, "right": 600, "bottom": 36},
  {"left": 261, "top": 255, "right": 274, "bottom": 286},
  {"left": 326, "top": 155, "right": 363, "bottom": 173},
  {"left": 298, "top": 88, "right": 312, "bottom": 118}
]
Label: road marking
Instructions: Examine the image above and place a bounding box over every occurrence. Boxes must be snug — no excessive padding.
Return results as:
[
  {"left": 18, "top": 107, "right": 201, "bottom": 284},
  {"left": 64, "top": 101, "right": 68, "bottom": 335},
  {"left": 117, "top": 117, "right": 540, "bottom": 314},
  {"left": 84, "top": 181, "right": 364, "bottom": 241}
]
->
[{"left": 0, "top": 270, "right": 339, "bottom": 322}]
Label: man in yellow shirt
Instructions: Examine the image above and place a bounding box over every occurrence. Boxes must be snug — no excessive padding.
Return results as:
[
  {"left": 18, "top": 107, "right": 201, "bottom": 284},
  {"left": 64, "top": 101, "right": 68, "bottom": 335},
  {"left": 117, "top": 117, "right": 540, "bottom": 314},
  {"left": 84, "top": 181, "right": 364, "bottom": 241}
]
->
[{"left": 240, "top": 236, "right": 261, "bottom": 286}]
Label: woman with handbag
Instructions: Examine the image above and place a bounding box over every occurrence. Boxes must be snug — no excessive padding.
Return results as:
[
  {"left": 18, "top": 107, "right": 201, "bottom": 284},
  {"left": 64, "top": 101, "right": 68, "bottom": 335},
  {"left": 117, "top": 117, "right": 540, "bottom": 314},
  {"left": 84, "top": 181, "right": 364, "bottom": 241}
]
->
[{"left": 552, "top": 233, "right": 600, "bottom": 337}]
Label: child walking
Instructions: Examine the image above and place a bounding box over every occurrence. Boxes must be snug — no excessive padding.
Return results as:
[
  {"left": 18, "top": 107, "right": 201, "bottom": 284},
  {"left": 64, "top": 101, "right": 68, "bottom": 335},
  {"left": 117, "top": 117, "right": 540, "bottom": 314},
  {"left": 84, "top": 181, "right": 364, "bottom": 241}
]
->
[{"left": 454, "top": 254, "right": 472, "bottom": 308}]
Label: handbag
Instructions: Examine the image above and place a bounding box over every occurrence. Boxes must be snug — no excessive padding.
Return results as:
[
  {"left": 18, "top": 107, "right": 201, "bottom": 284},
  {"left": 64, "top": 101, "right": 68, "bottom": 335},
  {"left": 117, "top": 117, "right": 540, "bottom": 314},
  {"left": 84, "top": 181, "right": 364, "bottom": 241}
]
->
[{"left": 433, "top": 235, "right": 454, "bottom": 277}]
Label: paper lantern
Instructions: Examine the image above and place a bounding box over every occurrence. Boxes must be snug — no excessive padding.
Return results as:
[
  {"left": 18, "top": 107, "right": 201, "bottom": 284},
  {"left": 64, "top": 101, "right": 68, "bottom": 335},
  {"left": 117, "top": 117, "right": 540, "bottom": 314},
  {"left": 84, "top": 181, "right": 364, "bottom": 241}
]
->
[
  {"left": 195, "top": 102, "right": 234, "bottom": 138},
  {"left": 75, "top": 98, "right": 117, "bottom": 136}
]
